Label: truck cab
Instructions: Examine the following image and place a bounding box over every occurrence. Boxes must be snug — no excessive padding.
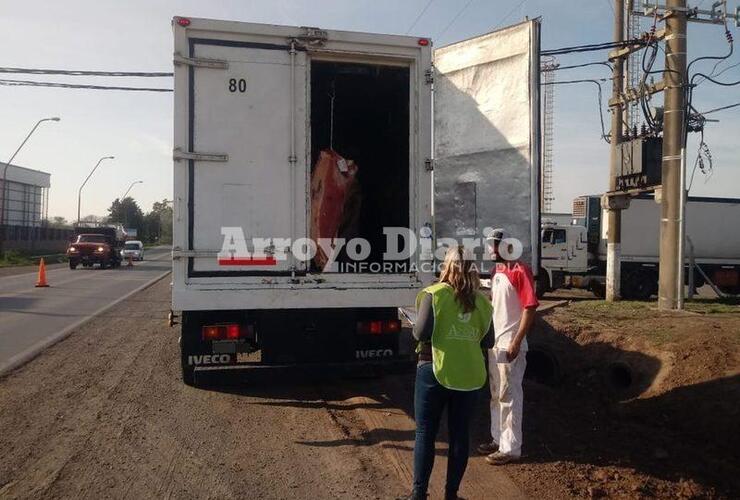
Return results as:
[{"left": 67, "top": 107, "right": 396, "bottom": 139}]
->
[
  {"left": 541, "top": 224, "right": 588, "bottom": 272},
  {"left": 67, "top": 226, "right": 124, "bottom": 270}
]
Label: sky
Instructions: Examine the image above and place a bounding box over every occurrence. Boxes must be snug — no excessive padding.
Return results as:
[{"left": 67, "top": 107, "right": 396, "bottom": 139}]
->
[{"left": 1, "top": 0, "right": 738, "bottom": 221}]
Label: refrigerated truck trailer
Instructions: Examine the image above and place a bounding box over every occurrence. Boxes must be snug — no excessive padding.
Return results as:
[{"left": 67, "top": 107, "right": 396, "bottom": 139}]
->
[
  {"left": 171, "top": 16, "right": 541, "bottom": 385},
  {"left": 540, "top": 195, "right": 740, "bottom": 300}
]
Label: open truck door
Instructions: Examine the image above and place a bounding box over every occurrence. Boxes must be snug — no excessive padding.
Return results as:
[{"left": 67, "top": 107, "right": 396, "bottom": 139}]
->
[
  {"left": 174, "top": 29, "right": 308, "bottom": 276},
  {"left": 433, "top": 20, "right": 541, "bottom": 274}
]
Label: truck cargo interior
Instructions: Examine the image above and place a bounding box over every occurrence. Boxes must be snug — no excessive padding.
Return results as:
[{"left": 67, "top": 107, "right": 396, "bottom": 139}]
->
[{"left": 310, "top": 60, "right": 410, "bottom": 272}]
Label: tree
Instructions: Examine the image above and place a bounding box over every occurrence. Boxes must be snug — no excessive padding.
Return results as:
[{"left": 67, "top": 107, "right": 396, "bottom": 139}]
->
[
  {"left": 143, "top": 199, "right": 173, "bottom": 244},
  {"left": 107, "top": 197, "right": 144, "bottom": 235},
  {"left": 49, "top": 216, "right": 69, "bottom": 228}
]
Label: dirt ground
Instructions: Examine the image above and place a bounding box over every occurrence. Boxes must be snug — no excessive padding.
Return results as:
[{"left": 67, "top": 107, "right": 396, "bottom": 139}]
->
[
  {"left": 503, "top": 296, "right": 740, "bottom": 499},
  {"left": 0, "top": 278, "right": 520, "bottom": 500},
  {"left": 0, "top": 277, "right": 738, "bottom": 499}
]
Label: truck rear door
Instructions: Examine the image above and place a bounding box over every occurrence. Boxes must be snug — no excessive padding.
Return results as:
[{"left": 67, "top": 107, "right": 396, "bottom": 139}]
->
[
  {"left": 433, "top": 20, "right": 541, "bottom": 273},
  {"left": 175, "top": 26, "right": 307, "bottom": 276}
]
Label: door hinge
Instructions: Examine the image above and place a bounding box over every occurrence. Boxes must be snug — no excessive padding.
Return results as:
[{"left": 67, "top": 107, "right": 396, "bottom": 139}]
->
[
  {"left": 425, "top": 68, "right": 434, "bottom": 85},
  {"left": 292, "top": 26, "right": 328, "bottom": 48},
  {"left": 173, "top": 53, "right": 229, "bottom": 69},
  {"left": 173, "top": 147, "right": 228, "bottom": 162},
  {"left": 424, "top": 158, "right": 434, "bottom": 172}
]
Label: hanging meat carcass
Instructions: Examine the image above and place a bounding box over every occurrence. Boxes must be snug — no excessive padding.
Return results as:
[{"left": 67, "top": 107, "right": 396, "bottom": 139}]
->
[{"left": 310, "top": 149, "right": 361, "bottom": 269}]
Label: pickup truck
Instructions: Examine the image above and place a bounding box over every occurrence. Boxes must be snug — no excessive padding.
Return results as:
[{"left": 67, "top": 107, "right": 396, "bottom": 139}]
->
[{"left": 67, "top": 227, "right": 123, "bottom": 269}]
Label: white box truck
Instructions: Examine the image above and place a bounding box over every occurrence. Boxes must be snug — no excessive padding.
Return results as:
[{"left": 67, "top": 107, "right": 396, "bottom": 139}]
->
[
  {"left": 540, "top": 195, "right": 740, "bottom": 300},
  {"left": 171, "top": 16, "right": 541, "bottom": 385}
]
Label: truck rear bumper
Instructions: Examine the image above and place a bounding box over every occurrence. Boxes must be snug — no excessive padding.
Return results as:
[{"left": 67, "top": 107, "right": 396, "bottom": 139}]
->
[{"left": 192, "top": 358, "right": 414, "bottom": 385}]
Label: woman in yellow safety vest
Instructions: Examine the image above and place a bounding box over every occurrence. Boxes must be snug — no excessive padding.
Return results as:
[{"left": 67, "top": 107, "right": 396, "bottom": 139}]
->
[{"left": 400, "top": 246, "right": 494, "bottom": 500}]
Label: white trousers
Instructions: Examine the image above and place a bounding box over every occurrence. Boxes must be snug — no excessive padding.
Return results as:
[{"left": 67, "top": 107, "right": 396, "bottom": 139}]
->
[{"left": 488, "top": 349, "right": 527, "bottom": 457}]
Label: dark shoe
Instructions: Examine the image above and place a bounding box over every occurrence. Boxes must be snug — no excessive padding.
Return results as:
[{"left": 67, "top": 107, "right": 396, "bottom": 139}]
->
[
  {"left": 445, "top": 492, "right": 466, "bottom": 500},
  {"left": 485, "top": 451, "right": 519, "bottom": 465},
  {"left": 476, "top": 440, "right": 499, "bottom": 455},
  {"left": 395, "top": 492, "right": 427, "bottom": 500}
]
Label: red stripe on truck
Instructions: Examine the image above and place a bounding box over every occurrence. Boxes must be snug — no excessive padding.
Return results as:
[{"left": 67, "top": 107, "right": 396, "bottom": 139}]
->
[{"left": 218, "top": 257, "right": 277, "bottom": 266}]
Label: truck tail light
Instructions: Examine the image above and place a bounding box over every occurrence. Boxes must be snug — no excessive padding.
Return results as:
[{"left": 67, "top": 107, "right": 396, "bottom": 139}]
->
[
  {"left": 202, "top": 325, "right": 222, "bottom": 340},
  {"left": 384, "top": 319, "right": 401, "bottom": 333},
  {"left": 357, "top": 319, "right": 401, "bottom": 335},
  {"left": 202, "top": 323, "right": 253, "bottom": 341},
  {"left": 176, "top": 17, "right": 191, "bottom": 27},
  {"left": 225, "top": 324, "right": 240, "bottom": 340}
]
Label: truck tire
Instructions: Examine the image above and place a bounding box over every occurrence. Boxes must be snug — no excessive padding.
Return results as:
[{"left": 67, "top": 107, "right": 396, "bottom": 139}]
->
[
  {"left": 535, "top": 271, "right": 550, "bottom": 299},
  {"left": 590, "top": 282, "right": 606, "bottom": 299},
  {"left": 622, "top": 271, "right": 657, "bottom": 301},
  {"left": 69, "top": 260, "right": 78, "bottom": 270},
  {"left": 181, "top": 362, "right": 196, "bottom": 386}
]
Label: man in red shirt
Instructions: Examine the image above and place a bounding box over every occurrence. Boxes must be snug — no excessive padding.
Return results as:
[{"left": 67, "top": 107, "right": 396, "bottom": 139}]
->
[{"left": 478, "top": 229, "right": 538, "bottom": 464}]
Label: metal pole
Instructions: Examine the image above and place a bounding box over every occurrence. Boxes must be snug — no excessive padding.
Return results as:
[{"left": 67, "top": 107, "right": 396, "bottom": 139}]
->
[
  {"left": 121, "top": 180, "right": 142, "bottom": 229},
  {"left": 121, "top": 180, "right": 143, "bottom": 201},
  {"left": 77, "top": 156, "right": 114, "bottom": 225},
  {"left": 687, "top": 235, "right": 695, "bottom": 299},
  {"left": 658, "top": 0, "right": 687, "bottom": 310},
  {"left": 677, "top": 146, "right": 687, "bottom": 308},
  {"left": 0, "top": 117, "right": 59, "bottom": 249},
  {"left": 606, "top": 0, "right": 625, "bottom": 302}
]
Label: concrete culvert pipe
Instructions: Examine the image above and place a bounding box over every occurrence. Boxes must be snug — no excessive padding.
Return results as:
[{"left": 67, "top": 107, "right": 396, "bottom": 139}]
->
[{"left": 524, "top": 348, "right": 560, "bottom": 386}]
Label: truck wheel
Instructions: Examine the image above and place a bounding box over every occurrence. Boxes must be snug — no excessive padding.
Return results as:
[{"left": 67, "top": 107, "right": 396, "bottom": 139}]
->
[
  {"left": 622, "top": 271, "right": 657, "bottom": 301},
  {"left": 590, "top": 282, "right": 606, "bottom": 299},
  {"left": 99, "top": 260, "right": 108, "bottom": 270},
  {"left": 69, "top": 261, "right": 78, "bottom": 270},
  {"left": 181, "top": 362, "right": 196, "bottom": 386},
  {"left": 535, "top": 271, "right": 550, "bottom": 299}
]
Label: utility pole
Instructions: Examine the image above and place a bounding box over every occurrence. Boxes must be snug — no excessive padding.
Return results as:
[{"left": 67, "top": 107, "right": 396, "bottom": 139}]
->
[
  {"left": 658, "top": 0, "right": 687, "bottom": 310},
  {"left": 606, "top": 0, "right": 625, "bottom": 302}
]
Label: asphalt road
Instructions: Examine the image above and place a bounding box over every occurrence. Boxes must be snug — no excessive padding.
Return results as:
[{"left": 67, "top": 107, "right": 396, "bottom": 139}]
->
[{"left": 0, "top": 246, "right": 171, "bottom": 374}]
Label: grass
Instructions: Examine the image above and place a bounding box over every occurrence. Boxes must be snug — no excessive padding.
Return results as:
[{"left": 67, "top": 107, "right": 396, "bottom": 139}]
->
[
  {"left": 0, "top": 251, "right": 67, "bottom": 268},
  {"left": 568, "top": 297, "right": 739, "bottom": 317},
  {"left": 0, "top": 251, "right": 35, "bottom": 267},
  {"left": 568, "top": 299, "right": 654, "bottom": 320},
  {"left": 685, "top": 296, "right": 740, "bottom": 314}
]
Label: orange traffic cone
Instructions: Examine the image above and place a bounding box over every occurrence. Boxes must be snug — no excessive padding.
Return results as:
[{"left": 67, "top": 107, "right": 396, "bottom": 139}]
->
[{"left": 35, "top": 258, "right": 50, "bottom": 287}]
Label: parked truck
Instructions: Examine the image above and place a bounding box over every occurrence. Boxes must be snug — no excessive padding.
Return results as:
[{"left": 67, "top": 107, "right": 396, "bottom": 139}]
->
[
  {"left": 540, "top": 195, "right": 740, "bottom": 299},
  {"left": 67, "top": 225, "right": 125, "bottom": 269},
  {"left": 171, "top": 17, "right": 541, "bottom": 385}
]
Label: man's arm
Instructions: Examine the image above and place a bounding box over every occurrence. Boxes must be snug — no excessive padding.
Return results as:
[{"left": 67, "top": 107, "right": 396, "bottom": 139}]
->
[
  {"left": 507, "top": 263, "right": 539, "bottom": 361},
  {"left": 507, "top": 306, "right": 535, "bottom": 361}
]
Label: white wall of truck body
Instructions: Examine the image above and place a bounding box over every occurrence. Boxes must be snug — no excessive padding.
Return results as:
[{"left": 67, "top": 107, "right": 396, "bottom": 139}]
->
[
  {"left": 171, "top": 17, "right": 541, "bottom": 312},
  {"left": 598, "top": 197, "right": 740, "bottom": 265}
]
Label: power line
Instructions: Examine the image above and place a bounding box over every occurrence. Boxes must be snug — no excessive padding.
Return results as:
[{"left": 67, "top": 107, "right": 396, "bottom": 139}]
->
[
  {"left": 546, "top": 61, "right": 613, "bottom": 72},
  {"left": 438, "top": 0, "right": 474, "bottom": 38},
  {"left": 0, "top": 78, "right": 172, "bottom": 92},
  {"left": 542, "top": 39, "right": 643, "bottom": 56},
  {"left": 541, "top": 78, "right": 609, "bottom": 142},
  {"left": 692, "top": 72, "right": 740, "bottom": 87},
  {"left": 710, "top": 60, "right": 740, "bottom": 79},
  {"left": 406, "top": 0, "right": 435, "bottom": 34},
  {"left": 700, "top": 101, "right": 740, "bottom": 115},
  {"left": 0, "top": 67, "right": 172, "bottom": 77},
  {"left": 493, "top": 0, "right": 528, "bottom": 30},
  {"left": 603, "top": 0, "right": 616, "bottom": 17}
]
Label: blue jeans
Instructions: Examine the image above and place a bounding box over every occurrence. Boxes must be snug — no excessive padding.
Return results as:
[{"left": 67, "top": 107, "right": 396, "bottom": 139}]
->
[{"left": 413, "top": 362, "right": 477, "bottom": 498}]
